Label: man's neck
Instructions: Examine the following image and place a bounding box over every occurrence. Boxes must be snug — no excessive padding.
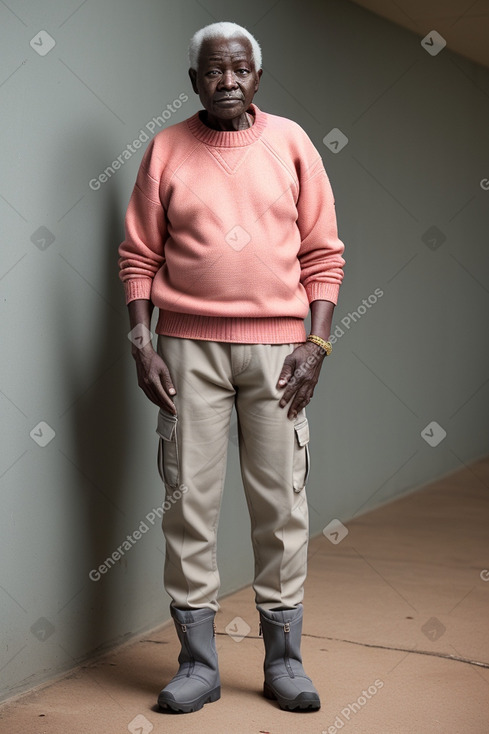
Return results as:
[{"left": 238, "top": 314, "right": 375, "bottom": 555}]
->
[{"left": 200, "top": 110, "right": 254, "bottom": 131}]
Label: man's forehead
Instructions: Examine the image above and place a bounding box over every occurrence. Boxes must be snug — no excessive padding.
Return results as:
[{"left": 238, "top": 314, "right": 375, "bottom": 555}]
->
[{"left": 199, "top": 36, "right": 253, "bottom": 61}]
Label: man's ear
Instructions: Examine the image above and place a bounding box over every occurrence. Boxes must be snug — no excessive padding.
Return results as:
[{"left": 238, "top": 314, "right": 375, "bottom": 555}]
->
[{"left": 188, "top": 68, "right": 199, "bottom": 94}]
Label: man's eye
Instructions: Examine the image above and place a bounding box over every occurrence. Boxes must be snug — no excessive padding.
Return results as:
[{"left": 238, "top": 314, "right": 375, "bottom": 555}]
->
[{"left": 237, "top": 69, "right": 250, "bottom": 75}]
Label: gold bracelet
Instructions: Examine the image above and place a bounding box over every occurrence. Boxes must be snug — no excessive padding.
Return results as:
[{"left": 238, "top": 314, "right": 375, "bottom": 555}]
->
[{"left": 306, "top": 334, "right": 333, "bottom": 356}]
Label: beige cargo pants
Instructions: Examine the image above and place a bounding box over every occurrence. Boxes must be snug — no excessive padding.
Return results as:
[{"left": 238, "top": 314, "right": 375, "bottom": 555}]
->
[{"left": 156, "top": 335, "right": 311, "bottom": 612}]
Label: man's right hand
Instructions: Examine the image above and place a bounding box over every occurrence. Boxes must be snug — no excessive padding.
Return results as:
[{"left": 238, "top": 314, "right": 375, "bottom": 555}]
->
[
  {"left": 127, "top": 298, "right": 177, "bottom": 414},
  {"left": 132, "top": 343, "right": 177, "bottom": 414}
]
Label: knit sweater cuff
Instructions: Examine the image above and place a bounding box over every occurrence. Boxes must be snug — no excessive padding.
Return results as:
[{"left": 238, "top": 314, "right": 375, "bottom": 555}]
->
[
  {"left": 306, "top": 281, "right": 340, "bottom": 305},
  {"left": 124, "top": 278, "right": 153, "bottom": 304}
]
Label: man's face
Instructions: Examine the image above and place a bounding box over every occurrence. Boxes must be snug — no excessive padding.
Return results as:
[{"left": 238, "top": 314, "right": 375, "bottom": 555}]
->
[{"left": 189, "top": 36, "right": 262, "bottom": 122}]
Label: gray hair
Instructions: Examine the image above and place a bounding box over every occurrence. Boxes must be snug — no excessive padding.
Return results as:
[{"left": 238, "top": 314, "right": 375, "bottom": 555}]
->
[{"left": 188, "top": 22, "right": 262, "bottom": 72}]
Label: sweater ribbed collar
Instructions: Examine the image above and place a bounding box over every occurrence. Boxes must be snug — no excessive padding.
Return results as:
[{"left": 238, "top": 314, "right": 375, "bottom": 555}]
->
[{"left": 186, "top": 103, "right": 266, "bottom": 147}]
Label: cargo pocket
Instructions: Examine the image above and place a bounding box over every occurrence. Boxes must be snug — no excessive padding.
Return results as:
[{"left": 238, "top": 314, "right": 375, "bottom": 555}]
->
[
  {"left": 156, "top": 409, "right": 180, "bottom": 488},
  {"left": 292, "top": 416, "right": 310, "bottom": 493}
]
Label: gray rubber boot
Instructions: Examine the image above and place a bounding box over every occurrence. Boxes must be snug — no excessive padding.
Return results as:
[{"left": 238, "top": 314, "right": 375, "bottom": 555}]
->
[
  {"left": 157, "top": 606, "right": 221, "bottom": 713},
  {"left": 258, "top": 603, "right": 321, "bottom": 711}
]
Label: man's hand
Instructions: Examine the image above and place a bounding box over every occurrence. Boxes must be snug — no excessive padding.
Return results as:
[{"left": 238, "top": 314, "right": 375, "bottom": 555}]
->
[
  {"left": 133, "top": 343, "right": 177, "bottom": 414},
  {"left": 126, "top": 299, "right": 177, "bottom": 414},
  {"left": 277, "top": 342, "right": 326, "bottom": 420}
]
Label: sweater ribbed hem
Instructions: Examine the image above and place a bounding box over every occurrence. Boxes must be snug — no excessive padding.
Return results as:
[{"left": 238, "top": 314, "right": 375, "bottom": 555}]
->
[{"left": 155, "top": 311, "right": 306, "bottom": 344}]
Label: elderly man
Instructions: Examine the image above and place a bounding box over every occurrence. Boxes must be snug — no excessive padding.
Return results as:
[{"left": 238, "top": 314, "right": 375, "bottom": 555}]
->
[{"left": 119, "top": 21, "right": 345, "bottom": 714}]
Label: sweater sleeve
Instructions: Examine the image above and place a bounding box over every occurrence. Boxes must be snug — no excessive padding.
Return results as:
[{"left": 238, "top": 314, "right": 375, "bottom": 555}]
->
[
  {"left": 296, "top": 153, "right": 345, "bottom": 305},
  {"left": 118, "top": 141, "right": 168, "bottom": 304}
]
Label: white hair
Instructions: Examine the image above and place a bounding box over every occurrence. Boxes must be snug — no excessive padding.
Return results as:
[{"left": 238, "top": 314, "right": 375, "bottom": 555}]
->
[{"left": 188, "top": 22, "right": 262, "bottom": 72}]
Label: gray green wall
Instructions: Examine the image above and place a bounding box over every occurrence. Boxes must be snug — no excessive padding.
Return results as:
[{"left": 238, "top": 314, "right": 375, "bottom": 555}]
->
[{"left": 1, "top": 0, "right": 488, "bottom": 701}]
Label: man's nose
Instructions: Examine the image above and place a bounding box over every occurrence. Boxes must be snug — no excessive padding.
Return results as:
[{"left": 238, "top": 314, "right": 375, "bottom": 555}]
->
[{"left": 218, "top": 70, "right": 238, "bottom": 89}]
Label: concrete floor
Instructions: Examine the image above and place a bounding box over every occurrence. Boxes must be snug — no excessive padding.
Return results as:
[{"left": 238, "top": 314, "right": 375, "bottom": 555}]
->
[{"left": 1, "top": 458, "right": 488, "bottom": 734}]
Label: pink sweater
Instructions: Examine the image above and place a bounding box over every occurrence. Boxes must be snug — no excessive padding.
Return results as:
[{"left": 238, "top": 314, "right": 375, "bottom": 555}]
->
[{"left": 118, "top": 103, "right": 345, "bottom": 343}]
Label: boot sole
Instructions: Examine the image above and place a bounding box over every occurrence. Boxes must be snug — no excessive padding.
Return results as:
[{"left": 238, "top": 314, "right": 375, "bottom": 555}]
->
[
  {"left": 158, "top": 686, "right": 221, "bottom": 714},
  {"left": 263, "top": 682, "right": 321, "bottom": 711}
]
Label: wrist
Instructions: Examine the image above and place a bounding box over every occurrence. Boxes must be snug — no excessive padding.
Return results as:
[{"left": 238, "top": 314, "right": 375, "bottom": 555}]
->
[
  {"left": 306, "top": 333, "right": 333, "bottom": 356},
  {"left": 131, "top": 341, "right": 155, "bottom": 359}
]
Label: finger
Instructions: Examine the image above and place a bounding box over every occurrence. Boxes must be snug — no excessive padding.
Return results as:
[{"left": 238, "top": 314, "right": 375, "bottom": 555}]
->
[
  {"left": 153, "top": 381, "right": 177, "bottom": 414},
  {"left": 279, "top": 378, "right": 300, "bottom": 408},
  {"left": 159, "top": 374, "right": 177, "bottom": 398},
  {"left": 151, "top": 356, "right": 176, "bottom": 395},
  {"left": 287, "top": 390, "right": 311, "bottom": 420},
  {"left": 279, "top": 388, "right": 293, "bottom": 408},
  {"left": 152, "top": 361, "right": 177, "bottom": 406},
  {"left": 140, "top": 375, "right": 177, "bottom": 414},
  {"left": 276, "top": 357, "right": 294, "bottom": 389}
]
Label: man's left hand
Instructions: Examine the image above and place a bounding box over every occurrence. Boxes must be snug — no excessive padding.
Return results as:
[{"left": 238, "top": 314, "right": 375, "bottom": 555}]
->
[{"left": 277, "top": 342, "right": 326, "bottom": 420}]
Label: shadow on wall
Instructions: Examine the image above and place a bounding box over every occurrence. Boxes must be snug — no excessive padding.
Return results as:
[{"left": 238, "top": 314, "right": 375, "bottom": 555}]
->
[{"left": 57, "top": 128, "right": 134, "bottom": 667}]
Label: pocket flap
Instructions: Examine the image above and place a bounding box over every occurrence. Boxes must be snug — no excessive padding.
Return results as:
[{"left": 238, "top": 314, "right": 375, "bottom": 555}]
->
[
  {"left": 156, "top": 409, "right": 177, "bottom": 441},
  {"left": 294, "top": 417, "right": 310, "bottom": 447}
]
